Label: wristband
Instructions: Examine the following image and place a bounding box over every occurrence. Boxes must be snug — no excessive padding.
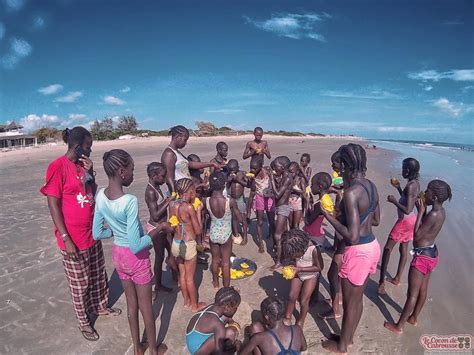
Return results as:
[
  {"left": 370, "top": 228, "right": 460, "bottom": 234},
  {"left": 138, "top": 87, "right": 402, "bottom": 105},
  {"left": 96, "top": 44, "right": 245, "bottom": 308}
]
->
[{"left": 61, "top": 233, "right": 70, "bottom": 242}]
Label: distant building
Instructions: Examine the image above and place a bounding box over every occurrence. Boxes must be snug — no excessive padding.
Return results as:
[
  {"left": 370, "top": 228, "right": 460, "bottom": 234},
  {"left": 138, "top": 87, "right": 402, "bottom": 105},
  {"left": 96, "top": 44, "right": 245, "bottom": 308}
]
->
[{"left": 0, "top": 121, "right": 37, "bottom": 149}]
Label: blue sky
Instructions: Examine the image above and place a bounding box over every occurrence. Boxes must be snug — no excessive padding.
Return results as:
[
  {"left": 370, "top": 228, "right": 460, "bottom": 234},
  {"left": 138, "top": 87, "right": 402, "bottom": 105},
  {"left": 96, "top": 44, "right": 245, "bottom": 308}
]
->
[{"left": 0, "top": 0, "right": 473, "bottom": 144}]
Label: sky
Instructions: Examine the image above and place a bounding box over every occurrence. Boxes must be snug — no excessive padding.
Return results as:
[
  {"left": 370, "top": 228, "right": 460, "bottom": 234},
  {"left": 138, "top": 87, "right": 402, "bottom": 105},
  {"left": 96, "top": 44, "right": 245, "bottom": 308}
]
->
[{"left": 0, "top": 0, "right": 473, "bottom": 144}]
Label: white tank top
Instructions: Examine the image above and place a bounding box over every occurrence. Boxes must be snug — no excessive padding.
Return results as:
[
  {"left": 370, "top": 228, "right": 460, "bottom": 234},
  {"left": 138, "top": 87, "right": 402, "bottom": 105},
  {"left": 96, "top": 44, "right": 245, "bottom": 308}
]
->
[{"left": 167, "top": 146, "right": 191, "bottom": 181}]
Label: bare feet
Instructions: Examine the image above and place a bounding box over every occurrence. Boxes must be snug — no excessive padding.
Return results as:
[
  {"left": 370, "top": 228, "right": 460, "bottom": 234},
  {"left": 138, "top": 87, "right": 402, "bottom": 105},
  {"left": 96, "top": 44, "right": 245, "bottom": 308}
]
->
[
  {"left": 283, "top": 317, "right": 292, "bottom": 326},
  {"left": 377, "top": 282, "right": 386, "bottom": 295},
  {"left": 157, "top": 343, "right": 168, "bottom": 355},
  {"left": 321, "top": 339, "right": 347, "bottom": 354},
  {"left": 258, "top": 243, "right": 265, "bottom": 253},
  {"left": 318, "top": 309, "right": 342, "bottom": 320},
  {"left": 241, "top": 238, "right": 248, "bottom": 246},
  {"left": 386, "top": 277, "right": 401, "bottom": 286},
  {"left": 407, "top": 316, "right": 418, "bottom": 326},
  {"left": 384, "top": 321, "right": 403, "bottom": 335},
  {"left": 296, "top": 320, "right": 305, "bottom": 328},
  {"left": 328, "top": 334, "right": 353, "bottom": 348},
  {"left": 212, "top": 280, "right": 220, "bottom": 290},
  {"left": 270, "top": 262, "right": 282, "bottom": 271},
  {"left": 184, "top": 300, "right": 191, "bottom": 308},
  {"left": 134, "top": 343, "right": 146, "bottom": 355},
  {"left": 192, "top": 301, "right": 207, "bottom": 312}
]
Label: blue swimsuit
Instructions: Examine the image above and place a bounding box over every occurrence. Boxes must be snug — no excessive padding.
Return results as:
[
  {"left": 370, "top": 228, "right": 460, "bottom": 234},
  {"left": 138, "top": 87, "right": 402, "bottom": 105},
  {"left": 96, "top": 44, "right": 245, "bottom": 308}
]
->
[
  {"left": 268, "top": 325, "right": 300, "bottom": 355},
  {"left": 186, "top": 305, "right": 224, "bottom": 354}
]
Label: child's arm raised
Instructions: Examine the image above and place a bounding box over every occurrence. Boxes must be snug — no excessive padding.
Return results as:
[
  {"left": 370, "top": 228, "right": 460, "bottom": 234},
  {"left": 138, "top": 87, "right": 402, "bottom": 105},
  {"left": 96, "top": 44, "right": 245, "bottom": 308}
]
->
[
  {"left": 387, "top": 182, "right": 417, "bottom": 215},
  {"left": 270, "top": 173, "right": 292, "bottom": 200},
  {"left": 145, "top": 189, "right": 170, "bottom": 223},
  {"left": 242, "top": 142, "right": 254, "bottom": 160}
]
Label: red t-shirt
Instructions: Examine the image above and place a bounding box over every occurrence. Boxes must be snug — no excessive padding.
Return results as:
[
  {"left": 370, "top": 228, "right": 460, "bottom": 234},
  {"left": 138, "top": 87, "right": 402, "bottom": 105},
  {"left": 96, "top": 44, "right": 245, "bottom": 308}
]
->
[{"left": 40, "top": 155, "right": 96, "bottom": 251}]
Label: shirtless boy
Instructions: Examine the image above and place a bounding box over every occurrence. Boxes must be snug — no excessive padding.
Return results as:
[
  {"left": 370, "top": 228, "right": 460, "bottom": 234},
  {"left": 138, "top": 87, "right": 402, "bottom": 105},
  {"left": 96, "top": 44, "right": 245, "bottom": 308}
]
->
[{"left": 227, "top": 159, "right": 249, "bottom": 245}]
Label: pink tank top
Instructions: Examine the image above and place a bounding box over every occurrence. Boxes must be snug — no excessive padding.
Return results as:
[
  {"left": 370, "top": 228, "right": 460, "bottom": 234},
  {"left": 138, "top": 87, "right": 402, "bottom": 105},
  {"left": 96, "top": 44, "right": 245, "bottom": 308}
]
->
[{"left": 304, "top": 215, "right": 324, "bottom": 237}]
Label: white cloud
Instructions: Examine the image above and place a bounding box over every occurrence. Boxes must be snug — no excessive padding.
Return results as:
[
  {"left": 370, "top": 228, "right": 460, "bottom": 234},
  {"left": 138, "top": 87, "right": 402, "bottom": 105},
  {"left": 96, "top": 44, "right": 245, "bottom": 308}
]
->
[
  {"left": 120, "top": 86, "right": 131, "bottom": 93},
  {"left": 32, "top": 16, "right": 46, "bottom": 30},
  {"left": 441, "top": 20, "right": 463, "bottom": 25},
  {"left": 20, "top": 114, "right": 60, "bottom": 131},
  {"left": 103, "top": 95, "right": 126, "bottom": 105},
  {"left": 38, "top": 84, "right": 63, "bottom": 95},
  {"left": 0, "top": 22, "right": 5, "bottom": 40},
  {"left": 11, "top": 38, "right": 32, "bottom": 57},
  {"left": 5, "top": 0, "right": 25, "bottom": 12},
  {"left": 376, "top": 126, "right": 438, "bottom": 133},
  {"left": 321, "top": 89, "right": 401, "bottom": 100},
  {"left": 68, "top": 113, "right": 87, "bottom": 121},
  {"left": 424, "top": 86, "right": 433, "bottom": 92},
  {"left": 244, "top": 12, "right": 330, "bottom": 42},
  {"left": 462, "top": 85, "right": 474, "bottom": 93},
  {"left": 206, "top": 109, "right": 244, "bottom": 114},
  {"left": 432, "top": 98, "right": 464, "bottom": 117},
  {"left": 408, "top": 69, "right": 474, "bottom": 82},
  {"left": 55, "top": 91, "right": 83, "bottom": 103}
]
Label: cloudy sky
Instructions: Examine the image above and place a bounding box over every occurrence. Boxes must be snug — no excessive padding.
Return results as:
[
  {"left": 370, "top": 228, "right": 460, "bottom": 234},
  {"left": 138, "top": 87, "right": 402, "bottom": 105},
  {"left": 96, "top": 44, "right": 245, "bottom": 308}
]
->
[{"left": 0, "top": 0, "right": 473, "bottom": 144}]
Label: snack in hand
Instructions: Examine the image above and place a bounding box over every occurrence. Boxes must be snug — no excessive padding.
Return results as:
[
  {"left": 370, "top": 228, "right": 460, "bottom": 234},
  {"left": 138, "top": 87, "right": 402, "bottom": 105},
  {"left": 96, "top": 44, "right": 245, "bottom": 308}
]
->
[
  {"left": 390, "top": 177, "right": 400, "bottom": 187},
  {"left": 168, "top": 215, "right": 179, "bottom": 227},
  {"left": 282, "top": 266, "right": 296, "bottom": 280},
  {"left": 192, "top": 197, "right": 202, "bottom": 211},
  {"left": 246, "top": 172, "right": 255, "bottom": 178},
  {"left": 321, "top": 194, "right": 335, "bottom": 215}
]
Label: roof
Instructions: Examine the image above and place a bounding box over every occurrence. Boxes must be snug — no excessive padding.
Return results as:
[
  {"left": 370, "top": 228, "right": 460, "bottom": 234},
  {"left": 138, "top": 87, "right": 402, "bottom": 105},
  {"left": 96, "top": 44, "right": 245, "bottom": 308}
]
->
[{"left": 0, "top": 121, "right": 24, "bottom": 131}]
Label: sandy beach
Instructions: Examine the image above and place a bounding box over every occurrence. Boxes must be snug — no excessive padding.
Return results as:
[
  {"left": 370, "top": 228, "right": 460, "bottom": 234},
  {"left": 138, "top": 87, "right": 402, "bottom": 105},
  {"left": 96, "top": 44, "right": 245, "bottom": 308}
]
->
[{"left": 0, "top": 135, "right": 471, "bottom": 354}]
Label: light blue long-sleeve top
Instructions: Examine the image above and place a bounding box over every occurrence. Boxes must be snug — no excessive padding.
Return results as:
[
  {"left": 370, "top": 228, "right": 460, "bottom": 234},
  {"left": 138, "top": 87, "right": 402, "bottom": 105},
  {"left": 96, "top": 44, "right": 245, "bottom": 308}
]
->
[{"left": 93, "top": 188, "right": 152, "bottom": 254}]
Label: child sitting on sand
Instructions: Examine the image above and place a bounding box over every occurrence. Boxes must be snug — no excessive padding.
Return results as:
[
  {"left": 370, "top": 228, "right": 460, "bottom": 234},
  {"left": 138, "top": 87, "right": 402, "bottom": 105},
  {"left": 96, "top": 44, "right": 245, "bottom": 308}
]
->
[
  {"left": 169, "top": 178, "right": 206, "bottom": 312},
  {"left": 288, "top": 161, "right": 305, "bottom": 229},
  {"left": 269, "top": 156, "right": 293, "bottom": 269},
  {"left": 379, "top": 158, "right": 420, "bottom": 295},
  {"left": 144, "top": 162, "right": 175, "bottom": 295},
  {"left": 304, "top": 172, "right": 334, "bottom": 248},
  {"left": 186, "top": 286, "right": 241, "bottom": 355},
  {"left": 227, "top": 159, "right": 249, "bottom": 245},
  {"left": 93, "top": 149, "right": 171, "bottom": 355},
  {"left": 248, "top": 155, "right": 275, "bottom": 253},
  {"left": 240, "top": 296, "right": 307, "bottom": 354},
  {"left": 206, "top": 172, "right": 243, "bottom": 288},
  {"left": 282, "top": 229, "right": 323, "bottom": 327},
  {"left": 384, "top": 179, "right": 451, "bottom": 335}
]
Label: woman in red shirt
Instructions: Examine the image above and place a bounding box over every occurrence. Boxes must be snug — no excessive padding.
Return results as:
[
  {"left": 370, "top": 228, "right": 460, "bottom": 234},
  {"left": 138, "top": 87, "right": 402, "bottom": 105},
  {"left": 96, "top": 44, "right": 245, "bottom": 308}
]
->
[{"left": 40, "top": 126, "right": 120, "bottom": 341}]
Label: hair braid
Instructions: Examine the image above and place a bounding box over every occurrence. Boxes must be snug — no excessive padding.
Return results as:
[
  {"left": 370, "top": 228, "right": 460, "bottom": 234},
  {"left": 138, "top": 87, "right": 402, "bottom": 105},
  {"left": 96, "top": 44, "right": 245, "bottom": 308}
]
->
[
  {"left": 282, "top": 229, "right": 310, "bottom": 259},
  {"left": 215, "top": 286, "right": 241, "bottom": 307},
  {"left": 175, "top": 178, "right": 194, "bottom": 195},
  {"left": 103, "top": 149, "right": 133, "bottom": 177}
]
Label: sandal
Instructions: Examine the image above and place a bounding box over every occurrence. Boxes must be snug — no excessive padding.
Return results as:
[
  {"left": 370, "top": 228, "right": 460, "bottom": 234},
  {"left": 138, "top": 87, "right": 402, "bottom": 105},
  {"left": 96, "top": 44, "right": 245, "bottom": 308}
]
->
[
  {"left": 79, "top": 326, "right": 99, "bottom": 341},
  {"left": 96, "top": 307, "right": 122, "bottom": 317}
]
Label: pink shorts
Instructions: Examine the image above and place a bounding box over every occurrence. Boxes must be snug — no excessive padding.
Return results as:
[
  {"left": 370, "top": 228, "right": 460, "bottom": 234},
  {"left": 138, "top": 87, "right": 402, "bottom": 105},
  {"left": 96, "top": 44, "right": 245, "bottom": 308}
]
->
[
  {"left": 389, "top": 213, "right": 416, "bottom": 243},
  {"left": 112, "top": 245, "right": 153, "bottom": 285},
  {"left": 411, "top": 254, "right": 439, "bottom": 275},
  {"left": 339, "top": 239, "right": 381, "bottom": 286},
  {"left": 144, "top": 222, "right": 156, "bottom": 234},
  {"left": 253, "top": 194, "right": 275, "bottom": 212}
]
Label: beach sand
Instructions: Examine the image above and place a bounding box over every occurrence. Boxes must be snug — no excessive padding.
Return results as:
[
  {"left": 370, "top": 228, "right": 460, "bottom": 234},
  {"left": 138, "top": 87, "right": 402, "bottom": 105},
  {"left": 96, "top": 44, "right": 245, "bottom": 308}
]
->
[{"left": 0, "top": 135, "right": 470, "bottom": 354}]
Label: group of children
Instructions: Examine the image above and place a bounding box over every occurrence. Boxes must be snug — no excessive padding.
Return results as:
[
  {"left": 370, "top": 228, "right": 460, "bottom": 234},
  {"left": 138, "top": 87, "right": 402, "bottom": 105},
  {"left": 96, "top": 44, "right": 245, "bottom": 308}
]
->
[{"left": 90, "top": 126, "right": 451, "bottom": 354}]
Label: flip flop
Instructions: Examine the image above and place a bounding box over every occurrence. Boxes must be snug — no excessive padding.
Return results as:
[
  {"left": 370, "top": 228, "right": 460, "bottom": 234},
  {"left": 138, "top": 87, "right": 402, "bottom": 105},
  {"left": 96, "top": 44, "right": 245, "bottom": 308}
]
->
[
  {"left": 96, "top": 307, "right": 122, "bottom": 317},
  {"left": 318, "top": 311, "right": 342, "bottom": 320},
  {"left": 79, "top": 326, "right": 99, "bottom": 341}
]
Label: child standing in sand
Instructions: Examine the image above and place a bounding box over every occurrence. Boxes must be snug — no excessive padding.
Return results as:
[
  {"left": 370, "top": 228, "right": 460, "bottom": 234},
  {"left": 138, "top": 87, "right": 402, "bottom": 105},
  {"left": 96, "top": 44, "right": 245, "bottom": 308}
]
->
[
  {"left": 269, "top": 156, "right": 293, "bottom": 269},
  {"left": 379, "top": 158, "right": 420, "bottom": 295},
  {"left": 169, "top": 178, "right": 206, "bottom": 312},
  {"left": 206, "top": 172, "right": 242, "bottom": 288},
  {"left": 93, "top": 149, "right": 171, "bottom": 355},
  {"left": 210, "top": 141, "right": 229, "bottom": 174},
  {"left": 384, "top": 180, "right": 451, "bottom": 335},
  {"left": 299, "top": 153, "right": 312, "bottom": 186},
  {"left": 282, "top": 229, "right": 323, "bottom": 327},
  {"left": 288, "top": 161, "right": 306, "bottom": 229},
  {"left": 242, "top": 126, "right": 271, "bottom": 161},
  {"left": 144, "top": 162, "right": 175, "bottom": 296},
  {"left": 248, "top": 155, "right": 275, "bottom": 253},
  {"left": 227, "top": 159, "right": 249, "bottom": 245},
  {"left": 241, "top": 296, "right": 307, "bottom": 354}
]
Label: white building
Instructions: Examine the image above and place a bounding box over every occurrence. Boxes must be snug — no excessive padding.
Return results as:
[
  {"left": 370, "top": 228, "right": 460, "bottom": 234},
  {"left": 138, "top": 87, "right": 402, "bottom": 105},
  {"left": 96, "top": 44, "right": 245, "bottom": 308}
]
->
[{"left": 0, "top": 122, "right": 37, "bottom": 149}]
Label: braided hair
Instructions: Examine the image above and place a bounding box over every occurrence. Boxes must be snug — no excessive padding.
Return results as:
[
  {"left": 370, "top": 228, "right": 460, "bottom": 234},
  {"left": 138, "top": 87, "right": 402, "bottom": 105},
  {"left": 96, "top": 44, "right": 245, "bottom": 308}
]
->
[
  {"left": 147, "top": 162, "right": 166, "bottom": 177},
  {"left": 261, "top": 296, "right": 285, "bottom": 323},
  {"left": 282, "top": 229, "right": 310, "bottom": 259},
  {"left": 215, "top": 286, "right": 241, "bottom": 307},
  {"left": 62, "top": 126, "right": 91, "bottom": 148},
  {"left": 428, "top": 179, "right": 452, "bottom": 203},
  {"left": 331, "top": 150, "right": 342, "bottom": 164},
  {"left": 169, "top": 125, "right": 189, "bottom": 138},
  {"left": 103, "top": 149, "right": 133, "bottom": 177},
  {"left": 175, "top": 178, "right": 194, "bottom": 195},
  {"left": 209, "top": 171, "right": 227, "bottom": 191},
  {"left": 339, "top": 143, "right": 367, "bottom": 178},
  {"left": 403, "top": 157, "right": 420, "bottom": 180}
]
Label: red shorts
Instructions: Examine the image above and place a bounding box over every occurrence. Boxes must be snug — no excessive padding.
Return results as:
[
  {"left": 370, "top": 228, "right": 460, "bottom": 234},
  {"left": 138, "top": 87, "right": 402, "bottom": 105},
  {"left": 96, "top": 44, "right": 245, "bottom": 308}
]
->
[
  {"left": 339, "top": 239, "right": 381, "bottom": 286},
  {"left": 389, "top": 213, "right": 416, "bottom": 243},
  {"left": 411, "top": 254, "right": 439, "bottom": 275},
  {"left": 112, "top": 245, "right": 153, "bottom": 285}
]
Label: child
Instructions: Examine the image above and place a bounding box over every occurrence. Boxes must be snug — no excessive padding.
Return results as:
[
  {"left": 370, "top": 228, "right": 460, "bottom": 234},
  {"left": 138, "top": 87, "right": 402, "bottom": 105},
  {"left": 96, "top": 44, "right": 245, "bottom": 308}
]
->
[
  {"left": 186, "top": 287, "right": 241, "bottom": 354},
  {"left": 378, "top": 158, "right": 421, "bottom": 295},
  {"left": 206, "top": 172, "right": 243, "bottom": 288},
  {"left": 144, "top": 162, "right": 175, "bottom": 296},
  {"left": 288, "top": 161, "right": 305, "bottom": 229},
  {"left": 227, "top": 159, "right": 249, "bottom": 245},
  {"left": 210, "top": 141, "right": 229, "bottom": 174},
  {"left": 299, "top": 153, "right": 312, "bottom": 186},
  {"left": 169, "top": 178, "right": 206, "bottom": 312},
  {"left": 282, "top": 229, "right": 323, "bottom": 327},
  {"left": 249, "top": 155, "right": 275, "bottom": 253},
  {"left": 304, "top": 172, "right": 334, "bottom": 248},
  {"left": 242, "top": 126, "right": 271, "bottom": 161},
  {"left": 241, "top": 296, "right": 307, "bottom": 354},
  {"left": 384, "top": 179, "right": 451, "bottom": 335},
  {"left": 269, "top": 156, "right": 293, "bottom": 270},
  {"left": 93, "top": 149, "right": 171, "bottom": 355}
]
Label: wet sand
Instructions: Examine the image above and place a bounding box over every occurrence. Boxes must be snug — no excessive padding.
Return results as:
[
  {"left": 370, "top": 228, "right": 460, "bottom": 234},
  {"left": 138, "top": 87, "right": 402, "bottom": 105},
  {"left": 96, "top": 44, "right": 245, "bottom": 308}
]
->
[{"left": 0, "top": 135, "right": 469, "bottom": 354}]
